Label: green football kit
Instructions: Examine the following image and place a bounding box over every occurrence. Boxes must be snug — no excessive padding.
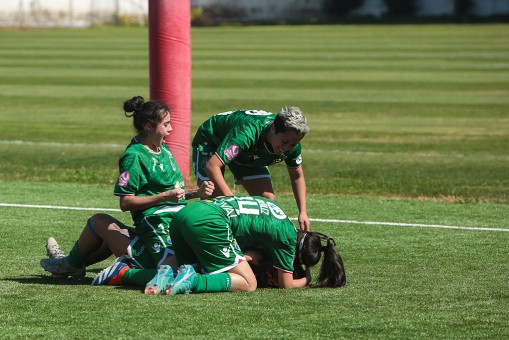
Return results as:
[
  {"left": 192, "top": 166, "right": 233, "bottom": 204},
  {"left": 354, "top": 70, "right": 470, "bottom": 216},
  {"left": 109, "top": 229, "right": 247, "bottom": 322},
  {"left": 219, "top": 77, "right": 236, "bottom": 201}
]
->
[
  {"left": 192, "top": 110, "right": 303, "bottom": 182},
  {"left": 113, "top": 137, "right": 186, "bottom": 269},
  {"left": 170, "top": 196, "right": 298, "bottom": 275}
]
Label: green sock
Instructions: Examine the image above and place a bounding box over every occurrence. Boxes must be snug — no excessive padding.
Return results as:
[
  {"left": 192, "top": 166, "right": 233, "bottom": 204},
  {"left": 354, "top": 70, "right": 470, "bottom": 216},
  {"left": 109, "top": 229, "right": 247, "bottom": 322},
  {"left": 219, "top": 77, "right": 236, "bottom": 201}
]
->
[
  {"left": 121, "top": 268, "right": 157, "bottom": 287},
  {"left": 192, "top": 273, "right": 231, "bottom": 293},
  {"left": 67, "top": 242, "right": 88, "bottom": 268}
]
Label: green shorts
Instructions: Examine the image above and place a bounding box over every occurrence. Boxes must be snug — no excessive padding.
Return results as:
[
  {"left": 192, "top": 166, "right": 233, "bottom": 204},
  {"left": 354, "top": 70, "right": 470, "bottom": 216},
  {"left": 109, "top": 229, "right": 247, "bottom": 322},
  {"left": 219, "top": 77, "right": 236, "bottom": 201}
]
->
[
  {"left": 192, "top": 143, "right": 270, "bottom": 184},
  {"left": 129, "top": 205, "right": 184, "bottom": 268},
  {"left": 170, "top": 202, "right": 245, "bottom": 274}
]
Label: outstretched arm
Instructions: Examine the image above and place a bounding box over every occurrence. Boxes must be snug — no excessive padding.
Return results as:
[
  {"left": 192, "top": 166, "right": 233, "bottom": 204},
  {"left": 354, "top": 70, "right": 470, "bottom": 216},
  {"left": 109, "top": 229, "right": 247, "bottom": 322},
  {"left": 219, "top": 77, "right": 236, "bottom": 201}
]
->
[{"left": 287, "top": 166, "right": 310, "bottom": 231}]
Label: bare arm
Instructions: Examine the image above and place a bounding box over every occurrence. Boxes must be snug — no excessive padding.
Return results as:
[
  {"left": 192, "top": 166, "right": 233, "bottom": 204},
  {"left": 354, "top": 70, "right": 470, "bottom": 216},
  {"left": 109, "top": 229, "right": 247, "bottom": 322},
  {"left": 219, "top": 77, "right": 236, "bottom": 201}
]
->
[
  {"left": 205, "top": 154, "right": 234, "bottom": 196},
  {"left": 287, "top": 166, "right": 310, "bottom": 231},
  {"left": 278, "top": 269, "right": 309, "bottom": 289},
  {"left": 119, "top": 189, "right": 185, "bottom": 212}
]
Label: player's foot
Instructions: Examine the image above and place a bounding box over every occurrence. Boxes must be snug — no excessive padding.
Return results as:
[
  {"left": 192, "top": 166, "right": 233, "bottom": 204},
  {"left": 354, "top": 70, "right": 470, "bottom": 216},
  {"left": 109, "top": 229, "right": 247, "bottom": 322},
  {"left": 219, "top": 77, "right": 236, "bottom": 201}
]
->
[
  {"left": 46, "top": 237, "right": 65, "bottom": 259},
  {"left": 144, "top": 265, "right": 174, "bottom": 295},
  {"left": 168, "top": 265, "right": 196, "bottom": 296},
  {"left": 40, "top": 257, "right": 86, "bottom": 280},
  {"left": 91, "top": 256, "right": 130, "bottom": 286}
]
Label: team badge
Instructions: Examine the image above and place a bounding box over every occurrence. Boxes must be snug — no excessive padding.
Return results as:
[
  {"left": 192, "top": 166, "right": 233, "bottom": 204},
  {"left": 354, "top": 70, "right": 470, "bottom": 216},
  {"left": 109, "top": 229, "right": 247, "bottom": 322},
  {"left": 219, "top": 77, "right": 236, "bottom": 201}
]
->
[
  {"left": 224, "top": 145, "right": 240, "bottom": 161},
  {"left": 118, "top": 172, "right": 130, "bottom": 187}
]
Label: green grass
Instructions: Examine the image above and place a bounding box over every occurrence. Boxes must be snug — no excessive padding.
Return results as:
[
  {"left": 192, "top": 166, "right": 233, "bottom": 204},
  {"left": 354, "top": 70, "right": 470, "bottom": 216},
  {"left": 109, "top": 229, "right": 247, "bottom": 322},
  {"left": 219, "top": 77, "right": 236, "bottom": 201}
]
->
[
  {"left": 0, "top": 25, "right": 508, "bottom": 202},
  {"left": 1, "top": 183, "right": 508, "bottom": 338},
  {"left": 0, "top": 24, "right": 509, "bottom": 338}
]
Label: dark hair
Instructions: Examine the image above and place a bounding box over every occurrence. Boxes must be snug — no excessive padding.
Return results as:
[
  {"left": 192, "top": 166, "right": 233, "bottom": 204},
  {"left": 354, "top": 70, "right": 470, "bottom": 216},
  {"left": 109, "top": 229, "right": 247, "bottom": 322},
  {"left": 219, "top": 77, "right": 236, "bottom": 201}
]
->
[
  {"left": 296, "top": 231, "right": 346, "bottom": 288},
  {"left": 123, "top": 96, "right": 170, "bottom": 135}
]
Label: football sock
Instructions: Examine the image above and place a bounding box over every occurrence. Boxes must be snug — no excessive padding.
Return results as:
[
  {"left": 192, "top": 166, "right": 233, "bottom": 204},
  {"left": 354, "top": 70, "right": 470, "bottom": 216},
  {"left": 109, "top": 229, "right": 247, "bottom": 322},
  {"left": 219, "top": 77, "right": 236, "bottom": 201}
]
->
[
  {"left": 122, "top": 268, "right": 158, "bottom": 286},
  {"left": 67, "top": 241, "right": 88, "bottom": 268},
  {"left": 192, "top": 273, "right": 231, "bottom": 293}
]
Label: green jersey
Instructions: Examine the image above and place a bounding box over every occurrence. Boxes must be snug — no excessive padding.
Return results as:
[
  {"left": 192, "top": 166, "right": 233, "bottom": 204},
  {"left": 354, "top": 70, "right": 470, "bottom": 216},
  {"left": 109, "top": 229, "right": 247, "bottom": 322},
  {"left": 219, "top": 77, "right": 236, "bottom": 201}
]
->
[
  {"left": 207, "top": 196, "right": 297, "bottom": 272},
  {"left": 114, "top": 137, "right": 185, "bottom": 226},
  {"left": 193, "top": 110, "right": 302, "bottom": 168}
]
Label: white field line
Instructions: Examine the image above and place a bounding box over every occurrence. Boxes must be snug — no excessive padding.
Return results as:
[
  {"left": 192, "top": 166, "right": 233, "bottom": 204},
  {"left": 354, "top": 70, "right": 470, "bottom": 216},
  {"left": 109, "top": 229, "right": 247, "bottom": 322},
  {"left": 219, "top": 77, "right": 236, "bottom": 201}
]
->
[
  {"left": 0, "top": 203, "right": 121, "bottom": 212},
  {"left": 2, "top": 140, "right": 508, "bottom": 160},
  {"left": 1, "top": 202, "right": 507, "bottom": 233}
]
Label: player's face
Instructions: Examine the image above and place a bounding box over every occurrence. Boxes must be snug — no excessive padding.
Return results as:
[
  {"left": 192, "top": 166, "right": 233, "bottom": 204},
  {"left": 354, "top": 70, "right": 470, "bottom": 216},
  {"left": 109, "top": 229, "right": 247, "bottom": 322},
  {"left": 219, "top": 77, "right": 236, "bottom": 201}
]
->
[
  {"left": 152, "top": 112, "right": 172, "bottom": 147},
  {"left": 270, "top": 130, "right": 303, "bottom": 155}
]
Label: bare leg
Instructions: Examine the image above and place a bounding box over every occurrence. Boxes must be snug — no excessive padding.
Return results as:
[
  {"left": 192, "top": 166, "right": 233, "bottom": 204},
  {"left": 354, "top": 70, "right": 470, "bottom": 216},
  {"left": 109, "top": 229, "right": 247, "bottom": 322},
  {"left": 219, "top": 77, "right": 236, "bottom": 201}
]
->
[
  {"left": 239, "top": 177, "right": 276, "bottom": 201},
  {"left": 77, "top": 214, "right": 132, "bottom": 261},
  {"left": 228, "top": 260, "right": 257, "bottom": 292}
]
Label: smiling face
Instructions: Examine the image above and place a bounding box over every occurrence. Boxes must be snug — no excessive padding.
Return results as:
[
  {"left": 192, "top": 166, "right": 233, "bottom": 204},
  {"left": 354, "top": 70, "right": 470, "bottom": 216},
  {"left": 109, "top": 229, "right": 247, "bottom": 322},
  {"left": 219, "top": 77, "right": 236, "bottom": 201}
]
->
[
  {"left": 269, "top": 126, "right": 304, "bottom": 155},
  {"left": 145, "top": 111, "right": 172, "bottom": 148}
]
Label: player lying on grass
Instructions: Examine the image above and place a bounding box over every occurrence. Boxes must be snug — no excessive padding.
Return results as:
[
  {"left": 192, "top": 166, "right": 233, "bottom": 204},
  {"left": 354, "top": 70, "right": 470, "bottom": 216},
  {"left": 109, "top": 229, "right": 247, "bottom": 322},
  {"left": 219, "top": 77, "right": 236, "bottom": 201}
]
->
[
  {"left": 143, "top": 195, "right": 346, "bottom": 295},
  {"left": 40, "top": 95, "right": 214, "bottom": 285},
  {"left": 192, "top": 108, "right": 311, "bottom": 231}
]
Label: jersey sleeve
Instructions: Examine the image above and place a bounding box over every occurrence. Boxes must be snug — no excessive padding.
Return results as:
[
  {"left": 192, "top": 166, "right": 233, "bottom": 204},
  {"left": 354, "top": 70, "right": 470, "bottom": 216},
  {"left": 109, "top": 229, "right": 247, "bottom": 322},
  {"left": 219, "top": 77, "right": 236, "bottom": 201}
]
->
[
  {"left": 215, "top": 125, "right": 258, "bottom": 165},
  {"left": 271, "top": 239, "right": 295, "bottom": 273},
  {"left": 114, "top": 152, "right": 145, "bottom": 196},
  {"left": 284, "top": 143, "right": 303, "bottom": 168}
]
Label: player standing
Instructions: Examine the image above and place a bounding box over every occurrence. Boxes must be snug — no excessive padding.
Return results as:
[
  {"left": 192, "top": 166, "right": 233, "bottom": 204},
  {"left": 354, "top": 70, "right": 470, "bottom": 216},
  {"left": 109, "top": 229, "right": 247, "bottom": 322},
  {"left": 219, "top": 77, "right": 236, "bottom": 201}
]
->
[{"left": 192, "top": 107, "right": 311, "bottom": 230}]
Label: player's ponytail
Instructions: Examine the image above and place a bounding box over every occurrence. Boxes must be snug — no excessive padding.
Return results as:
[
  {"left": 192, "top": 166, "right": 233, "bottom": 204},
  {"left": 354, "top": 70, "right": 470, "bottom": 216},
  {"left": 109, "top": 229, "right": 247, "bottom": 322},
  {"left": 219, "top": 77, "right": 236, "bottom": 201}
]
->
[{"left": 296, "top": 231, "right": 346, "bottom": 288}]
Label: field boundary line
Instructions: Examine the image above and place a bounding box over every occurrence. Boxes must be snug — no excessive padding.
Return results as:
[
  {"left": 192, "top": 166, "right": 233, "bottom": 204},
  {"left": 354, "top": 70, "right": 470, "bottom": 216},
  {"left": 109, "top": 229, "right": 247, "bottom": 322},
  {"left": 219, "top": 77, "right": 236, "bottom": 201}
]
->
[{"left": 1, "top": 202, "right": 507, "bottom": 232}]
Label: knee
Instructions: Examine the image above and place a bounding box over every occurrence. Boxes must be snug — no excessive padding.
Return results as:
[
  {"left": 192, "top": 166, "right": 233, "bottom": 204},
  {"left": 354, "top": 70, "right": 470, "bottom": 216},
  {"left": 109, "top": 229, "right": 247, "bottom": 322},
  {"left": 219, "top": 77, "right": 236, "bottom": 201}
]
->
[
  {"left": 261, "top": 192, "right": 276, "bottom": 201},
  {"left": 89, "top": 214, "right": 119, "bottom": 233},
  {"left": 244, "top": 274, "right": 257, "bottom": 292},
  {"left": 246, "top": 280, "right": 257, "bottom": 292}
]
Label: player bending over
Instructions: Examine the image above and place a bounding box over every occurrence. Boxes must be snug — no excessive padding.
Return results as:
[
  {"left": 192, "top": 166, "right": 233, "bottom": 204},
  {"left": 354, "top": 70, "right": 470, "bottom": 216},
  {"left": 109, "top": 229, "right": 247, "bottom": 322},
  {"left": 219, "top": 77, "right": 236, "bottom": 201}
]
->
[{"left": 144, "top": 196, "right": 346, "bottom": 296}]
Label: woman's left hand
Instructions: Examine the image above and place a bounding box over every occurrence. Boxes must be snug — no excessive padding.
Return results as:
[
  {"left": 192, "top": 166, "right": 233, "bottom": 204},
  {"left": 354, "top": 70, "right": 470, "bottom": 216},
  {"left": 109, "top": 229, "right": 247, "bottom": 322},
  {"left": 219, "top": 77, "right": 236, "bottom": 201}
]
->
[{"left": 198, "top": 180, "right": 215, "bottom": 199}]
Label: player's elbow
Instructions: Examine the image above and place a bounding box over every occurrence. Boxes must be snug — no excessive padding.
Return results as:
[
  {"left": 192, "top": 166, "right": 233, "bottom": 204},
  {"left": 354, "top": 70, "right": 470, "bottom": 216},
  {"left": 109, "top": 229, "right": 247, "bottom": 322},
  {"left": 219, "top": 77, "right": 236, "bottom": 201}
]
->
[{"left": 119, "top": 201, "right": 130, "bottom": 212}]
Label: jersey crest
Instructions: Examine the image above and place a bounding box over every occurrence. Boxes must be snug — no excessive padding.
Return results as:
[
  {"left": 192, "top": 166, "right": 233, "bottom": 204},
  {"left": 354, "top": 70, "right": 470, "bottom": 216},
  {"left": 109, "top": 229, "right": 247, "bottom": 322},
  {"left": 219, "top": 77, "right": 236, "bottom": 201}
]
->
[
  {"left": 224, "top": 145, "right": 240, "bottom": 161},
  {"left": 118, "top": 172, "right": 130, "bottom": 187}
]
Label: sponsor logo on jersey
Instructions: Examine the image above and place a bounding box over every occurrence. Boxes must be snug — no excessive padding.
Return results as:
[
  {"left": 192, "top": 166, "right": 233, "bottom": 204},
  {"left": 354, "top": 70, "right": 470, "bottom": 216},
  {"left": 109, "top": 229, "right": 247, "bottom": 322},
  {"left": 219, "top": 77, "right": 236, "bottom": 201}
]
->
[
  {"left": 118, "top": 172, "right": 130, "bottom": 187},
  {"left": 224, "top": 145, "right": 240, "bottom": 161},
  {"left": 220, "top": 247, "right": 231, "bottom": 258},
  {"left": 133, "top": 244, "right": 145, "bottom": 257},
  {"left": 295, "top": 155, "right": 302, "bottom": 165}
]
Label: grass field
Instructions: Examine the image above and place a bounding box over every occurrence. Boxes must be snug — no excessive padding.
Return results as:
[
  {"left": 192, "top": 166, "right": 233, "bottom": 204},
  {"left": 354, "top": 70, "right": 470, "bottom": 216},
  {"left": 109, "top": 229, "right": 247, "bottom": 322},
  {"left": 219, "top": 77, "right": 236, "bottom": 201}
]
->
[{"left": 1, "top": 24, "right": 508, "bottom": 338}]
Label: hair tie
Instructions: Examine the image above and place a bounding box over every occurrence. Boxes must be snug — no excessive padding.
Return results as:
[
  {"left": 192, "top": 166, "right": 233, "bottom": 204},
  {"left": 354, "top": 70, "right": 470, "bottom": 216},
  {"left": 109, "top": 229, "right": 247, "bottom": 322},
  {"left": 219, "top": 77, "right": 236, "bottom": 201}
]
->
[
  {"left": 327, "top": 238, "right": 336, "bottom": 247},
  {"left": 299, "top": 233, "right": 308, "bottom": 253},
  {"left": 298, "top": 232, "right": 308, "bottom": 263}
]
